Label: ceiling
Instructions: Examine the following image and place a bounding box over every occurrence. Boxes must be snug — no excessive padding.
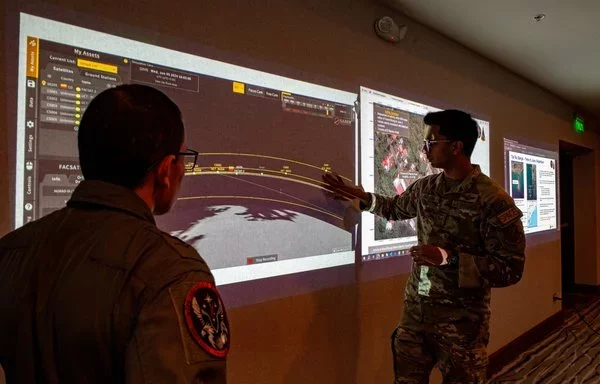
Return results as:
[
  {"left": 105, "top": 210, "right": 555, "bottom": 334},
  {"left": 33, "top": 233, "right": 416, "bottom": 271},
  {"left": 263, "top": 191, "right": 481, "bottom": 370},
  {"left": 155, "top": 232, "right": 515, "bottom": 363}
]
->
[{"left": 386, "top": 0, "right": 600, "bottom": 119}]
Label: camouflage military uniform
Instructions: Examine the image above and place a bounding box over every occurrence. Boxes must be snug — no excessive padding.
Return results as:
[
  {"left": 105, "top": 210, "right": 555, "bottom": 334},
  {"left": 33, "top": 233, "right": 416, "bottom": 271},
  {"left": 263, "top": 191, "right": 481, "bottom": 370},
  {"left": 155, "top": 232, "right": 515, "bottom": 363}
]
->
[
  {"left": 368, "top": 165, "right": 526, "bottom": 384},
  {"left": 0, "top": 180, "right": 229, "bottom": 383}
]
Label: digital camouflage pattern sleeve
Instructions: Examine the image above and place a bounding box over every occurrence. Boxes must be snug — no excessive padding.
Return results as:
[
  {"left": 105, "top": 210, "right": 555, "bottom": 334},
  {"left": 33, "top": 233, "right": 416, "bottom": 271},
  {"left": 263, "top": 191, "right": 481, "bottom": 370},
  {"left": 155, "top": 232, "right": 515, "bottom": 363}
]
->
[
  {"left": 457, "top": 190, "right": 526, "bottom": 289},
  {"left": 368, "top": 177, "right": 423, "bottom": 221}
]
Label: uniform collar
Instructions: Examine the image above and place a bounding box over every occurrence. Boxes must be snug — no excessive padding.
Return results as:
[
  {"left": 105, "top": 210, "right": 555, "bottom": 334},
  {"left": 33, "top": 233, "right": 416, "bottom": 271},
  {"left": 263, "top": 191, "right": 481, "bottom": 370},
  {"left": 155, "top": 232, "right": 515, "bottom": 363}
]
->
[
  {"left": 67, "top": 180, "right": 156, "bottom": 224},
  {"left": 434, "top": 164, "right": 482, "bottom": 194}
]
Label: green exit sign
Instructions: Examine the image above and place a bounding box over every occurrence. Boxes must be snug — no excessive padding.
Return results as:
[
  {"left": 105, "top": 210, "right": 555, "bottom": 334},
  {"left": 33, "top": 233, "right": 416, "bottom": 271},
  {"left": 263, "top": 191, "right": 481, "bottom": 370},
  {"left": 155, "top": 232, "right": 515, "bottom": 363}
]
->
[{"left": 574, "top": 115, "right": 585, "bottom": 133}]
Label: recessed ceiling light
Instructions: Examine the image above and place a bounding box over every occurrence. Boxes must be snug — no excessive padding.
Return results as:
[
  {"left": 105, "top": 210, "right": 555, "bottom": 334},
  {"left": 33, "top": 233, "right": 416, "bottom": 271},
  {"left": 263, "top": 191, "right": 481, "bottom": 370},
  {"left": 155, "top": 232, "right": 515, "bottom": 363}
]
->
[{"left": 533, "top": 14, "right": 546, "bottom": 22}]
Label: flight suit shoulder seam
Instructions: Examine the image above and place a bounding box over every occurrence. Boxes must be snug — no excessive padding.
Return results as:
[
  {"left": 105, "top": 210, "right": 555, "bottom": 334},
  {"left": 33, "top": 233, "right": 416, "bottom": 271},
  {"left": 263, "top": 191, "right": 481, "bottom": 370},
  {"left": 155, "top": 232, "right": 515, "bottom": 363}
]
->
[{"left": 141, "top": 227, "right": 204, "bottom": 262}]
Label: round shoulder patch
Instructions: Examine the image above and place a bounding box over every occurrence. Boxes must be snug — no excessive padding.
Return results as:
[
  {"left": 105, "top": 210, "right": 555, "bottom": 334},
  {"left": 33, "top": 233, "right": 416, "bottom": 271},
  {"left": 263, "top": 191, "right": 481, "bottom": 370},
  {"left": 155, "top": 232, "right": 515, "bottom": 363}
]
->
[{"left": 184, "top": 281, "right": 230, "bottom": 358}]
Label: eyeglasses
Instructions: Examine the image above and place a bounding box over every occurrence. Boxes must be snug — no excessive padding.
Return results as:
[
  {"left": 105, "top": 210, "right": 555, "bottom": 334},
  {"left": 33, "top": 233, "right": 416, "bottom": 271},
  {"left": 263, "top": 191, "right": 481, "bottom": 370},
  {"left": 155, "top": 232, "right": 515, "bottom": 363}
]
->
[
  {"left": 145, "top": 148, "right": 199, "bottom": 174},
  {"left": 422, "top": 139, "right": 452, "bottom": 152},
  {"left": 177, "top": 148, "right": 199, "bottom": 172}
]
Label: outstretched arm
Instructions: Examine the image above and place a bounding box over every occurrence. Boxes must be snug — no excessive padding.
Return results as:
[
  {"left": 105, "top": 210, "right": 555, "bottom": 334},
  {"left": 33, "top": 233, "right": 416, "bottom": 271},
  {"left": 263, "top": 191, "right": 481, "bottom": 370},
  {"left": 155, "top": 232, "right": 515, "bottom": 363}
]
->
[
  {"left": 321, "top": 171, "right": 369, "bottom": 203},
  {"left": 322, "top": 171, "right": 419, "bottom": 221}
]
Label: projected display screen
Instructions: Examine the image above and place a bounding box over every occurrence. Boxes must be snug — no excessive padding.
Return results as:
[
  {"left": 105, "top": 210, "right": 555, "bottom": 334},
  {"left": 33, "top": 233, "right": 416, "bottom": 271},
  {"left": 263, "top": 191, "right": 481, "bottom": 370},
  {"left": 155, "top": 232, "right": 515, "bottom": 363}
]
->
[
  {"left": 15, "top": 13, "right": 357, "bottom": 285},
  {"left": 359, "top": 87, "right": 490, "bottom": 261},
  {"left": 504, "top": 139, "right": 558, "bottom": 234}
]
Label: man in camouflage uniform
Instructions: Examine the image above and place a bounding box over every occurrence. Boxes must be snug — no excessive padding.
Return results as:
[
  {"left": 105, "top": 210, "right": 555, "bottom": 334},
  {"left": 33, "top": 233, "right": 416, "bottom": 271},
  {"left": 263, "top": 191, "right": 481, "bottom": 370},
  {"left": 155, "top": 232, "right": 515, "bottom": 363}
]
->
[
  {"left": 323, "top": 109, "right": 525, "bottom": 383},
  {"left": 0, "top": 85, "right": 229, "bottom": 383}
]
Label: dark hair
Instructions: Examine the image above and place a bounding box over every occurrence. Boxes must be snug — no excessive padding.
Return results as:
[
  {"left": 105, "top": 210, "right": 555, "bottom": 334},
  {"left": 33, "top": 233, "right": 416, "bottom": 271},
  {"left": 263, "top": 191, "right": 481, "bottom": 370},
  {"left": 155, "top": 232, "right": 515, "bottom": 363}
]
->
[
  {"left": 423, "top": 109, "right": 479, "bottom": 158},
  {"left": 78, "top": 84, "right": 184, "bottom": 188}
]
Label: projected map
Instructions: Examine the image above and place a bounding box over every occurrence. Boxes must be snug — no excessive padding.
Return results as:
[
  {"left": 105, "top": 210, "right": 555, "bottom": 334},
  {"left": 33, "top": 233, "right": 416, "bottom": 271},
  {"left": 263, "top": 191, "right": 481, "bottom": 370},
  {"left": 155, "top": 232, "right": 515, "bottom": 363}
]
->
[
  {"left": 372, "top": 104, "right": 438, "bottom": 242},
  {"left": 360, "top": 87, "right": 490, "bottom": 261},
  {"left": 17, "top": 13, "right": 357, "bottom": 284}
]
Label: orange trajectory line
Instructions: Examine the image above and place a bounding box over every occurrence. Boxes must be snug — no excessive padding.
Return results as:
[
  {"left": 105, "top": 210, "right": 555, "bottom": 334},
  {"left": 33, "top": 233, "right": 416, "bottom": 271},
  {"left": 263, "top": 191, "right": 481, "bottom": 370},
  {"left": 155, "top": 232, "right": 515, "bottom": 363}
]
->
[{"left": 198, "top": 152, "right": 352, "bottom": 182}]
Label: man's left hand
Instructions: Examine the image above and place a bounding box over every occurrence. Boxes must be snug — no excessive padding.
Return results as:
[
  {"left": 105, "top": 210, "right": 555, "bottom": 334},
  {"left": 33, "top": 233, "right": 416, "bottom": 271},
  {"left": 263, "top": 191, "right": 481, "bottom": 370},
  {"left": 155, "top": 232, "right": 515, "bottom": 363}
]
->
[{"left": 410, "top": 245, "right": 444, "bottom": 266}]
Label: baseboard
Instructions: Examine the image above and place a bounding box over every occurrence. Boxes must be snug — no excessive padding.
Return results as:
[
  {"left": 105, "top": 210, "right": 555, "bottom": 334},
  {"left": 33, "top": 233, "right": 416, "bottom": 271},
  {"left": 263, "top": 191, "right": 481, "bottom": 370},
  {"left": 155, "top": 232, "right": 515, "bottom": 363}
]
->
[{"left": 487, "top": 309, "right": 565, "bottom": 378}]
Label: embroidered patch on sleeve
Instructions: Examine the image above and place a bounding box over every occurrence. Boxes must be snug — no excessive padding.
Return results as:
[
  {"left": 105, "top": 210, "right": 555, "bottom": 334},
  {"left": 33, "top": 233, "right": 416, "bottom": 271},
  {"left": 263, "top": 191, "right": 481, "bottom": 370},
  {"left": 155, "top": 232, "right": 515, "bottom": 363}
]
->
[
  {"left": 496, "top": 207, "right": 522, "bottom": 225},
  {"left": 184, "top": 282, "right": 230, "bottom": 358}
]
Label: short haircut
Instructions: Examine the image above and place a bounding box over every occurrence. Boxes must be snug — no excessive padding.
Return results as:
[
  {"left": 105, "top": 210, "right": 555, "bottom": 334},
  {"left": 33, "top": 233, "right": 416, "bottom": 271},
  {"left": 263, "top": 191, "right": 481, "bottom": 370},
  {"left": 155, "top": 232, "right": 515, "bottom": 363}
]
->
[
  {"left": 423, "top": 109, "right": 479, "bottom": 158},
  {"left": 78, "top": 84, "right": 184, "bottom": 188}
]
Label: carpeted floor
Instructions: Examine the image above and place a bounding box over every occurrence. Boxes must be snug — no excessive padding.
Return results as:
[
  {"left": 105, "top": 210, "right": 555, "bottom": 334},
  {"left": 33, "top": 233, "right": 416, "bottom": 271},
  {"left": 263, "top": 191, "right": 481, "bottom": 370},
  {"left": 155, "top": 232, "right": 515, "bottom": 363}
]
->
[{"left": 488, "top": 295, "right": 600, "bottom": 383}]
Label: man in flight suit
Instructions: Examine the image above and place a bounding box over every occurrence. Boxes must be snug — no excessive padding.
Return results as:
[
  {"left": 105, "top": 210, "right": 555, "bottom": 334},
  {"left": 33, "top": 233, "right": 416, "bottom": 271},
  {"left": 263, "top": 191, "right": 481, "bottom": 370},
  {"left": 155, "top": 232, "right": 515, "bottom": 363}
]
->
[
  {"left": 0, "top": 84, "right": 229, "bottom": 383},
  {"left": 323, "top": 109, "right": 525, "bottom": 383}
]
